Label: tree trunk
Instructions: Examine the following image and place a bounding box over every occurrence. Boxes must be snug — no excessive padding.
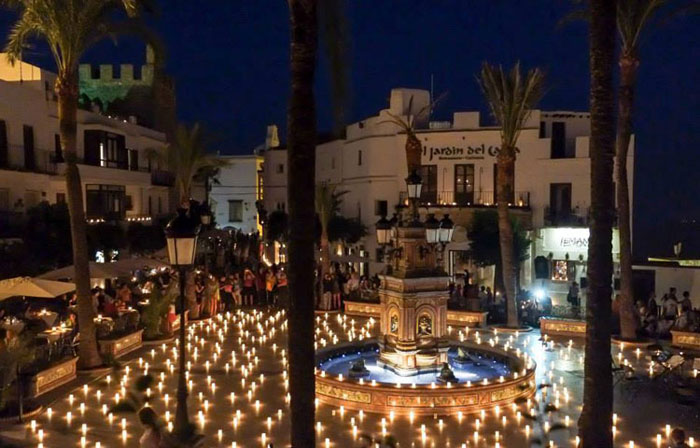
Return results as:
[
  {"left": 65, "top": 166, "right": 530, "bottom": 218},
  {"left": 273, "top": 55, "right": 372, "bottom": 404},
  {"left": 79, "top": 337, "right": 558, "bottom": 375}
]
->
[
  {"left": 578, "top": 1, "right": 616, "bottom": 446},
  {"left": 56, "top": 73, "right": 102, "bottom": 369},
  {"left": 616, "top": 56, "right": 639, "bottom": 341},
  {"left": 496, "top": 148, "right": 518, "bottom": 328},
  {"left": 287, "top": 1, "right": 317, "bottom": 447},
  {"left": 320, "top": 228, "right": 331, "bottom": 275}
]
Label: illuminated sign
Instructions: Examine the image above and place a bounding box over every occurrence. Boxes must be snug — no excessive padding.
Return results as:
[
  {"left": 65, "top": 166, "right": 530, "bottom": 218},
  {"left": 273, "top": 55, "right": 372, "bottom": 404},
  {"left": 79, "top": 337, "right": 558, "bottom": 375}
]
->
[
  {"left": 422, "top": 144, "right": 520, "bottom": 162},
  {"left": 542, "top": 228, "right": 619, "bottom": 254}
]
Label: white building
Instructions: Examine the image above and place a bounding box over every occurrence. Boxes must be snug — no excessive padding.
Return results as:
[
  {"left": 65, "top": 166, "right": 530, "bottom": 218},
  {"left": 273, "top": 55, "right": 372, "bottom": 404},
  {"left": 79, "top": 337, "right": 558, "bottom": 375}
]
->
[
  {"left": 0, "top": 56, "right": 172, "bottom": 224},
  {"left": 263, "top": 88, "right": 635, "bottom": 303},
  {"left": 210, "top": 154, "right": 263, "bottom": 233}
]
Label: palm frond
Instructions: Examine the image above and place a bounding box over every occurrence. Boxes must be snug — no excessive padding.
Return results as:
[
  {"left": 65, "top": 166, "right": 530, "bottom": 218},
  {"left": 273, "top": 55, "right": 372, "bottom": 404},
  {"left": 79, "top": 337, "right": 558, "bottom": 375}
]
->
[{"left": 477, "top": 62, "right": 545, "bottom": 151}]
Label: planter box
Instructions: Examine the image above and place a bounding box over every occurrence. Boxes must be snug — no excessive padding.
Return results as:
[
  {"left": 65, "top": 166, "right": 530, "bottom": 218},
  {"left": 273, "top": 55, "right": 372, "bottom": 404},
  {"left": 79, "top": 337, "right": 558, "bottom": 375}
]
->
[
  {"left": 99, "top": 330, "right": 143, "bottom": 359},
  {"left": 27, "top": 357, "right": 78, "bottom": 398},
  {"left": 447, "top": 310, "right": 488, "bottom": 328},
  {"left": 671, "top": 330, "right": 700, "bottom": 350},
  {"left": 344, "top": 301, "right": 381, "bottom": 318},
  {"left": 540, "top": 317, "right": 586, "bottom": 338},
  {"left": 171, "top": 310, "right": 189, "bottom": 333}
]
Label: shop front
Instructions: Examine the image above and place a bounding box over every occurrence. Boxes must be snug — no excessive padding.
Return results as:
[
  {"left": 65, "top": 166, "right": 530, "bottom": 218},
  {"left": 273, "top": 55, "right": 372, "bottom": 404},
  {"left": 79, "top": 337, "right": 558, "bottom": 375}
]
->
[{"left": 533, "top": 227, "right": 620, "bottom": 306}]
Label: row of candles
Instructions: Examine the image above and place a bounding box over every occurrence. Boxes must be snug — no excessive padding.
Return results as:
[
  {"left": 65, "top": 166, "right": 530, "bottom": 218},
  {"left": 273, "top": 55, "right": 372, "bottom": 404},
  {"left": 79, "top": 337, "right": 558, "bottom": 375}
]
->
[{"left": 23, "top": 308, "right": 696, "bottom": 447}]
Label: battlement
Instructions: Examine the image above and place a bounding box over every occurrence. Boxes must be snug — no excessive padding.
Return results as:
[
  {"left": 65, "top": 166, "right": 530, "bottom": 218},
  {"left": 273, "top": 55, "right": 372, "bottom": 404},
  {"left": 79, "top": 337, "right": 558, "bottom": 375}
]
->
[{"left": 79, "top": 63, "right": 154, "bottom": 84}]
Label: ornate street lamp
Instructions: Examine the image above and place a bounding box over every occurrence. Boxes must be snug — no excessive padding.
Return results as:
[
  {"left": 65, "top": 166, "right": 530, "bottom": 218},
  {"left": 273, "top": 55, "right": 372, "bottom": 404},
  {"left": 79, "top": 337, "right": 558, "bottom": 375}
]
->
[
  {"left": 424, "top": 213, "right": 440, "bottom": 244},
  {"left": 405, "top": 170, "right": 423, "bottom": 200},
  {"left": 375, "top": 215, "right": 392, "bottom": 246},
  {"left": 438, "top": 214, "right": 455, "bottom": 244},
  {"left": 164, "top": 208, "right": 200, "bottom": 444}
]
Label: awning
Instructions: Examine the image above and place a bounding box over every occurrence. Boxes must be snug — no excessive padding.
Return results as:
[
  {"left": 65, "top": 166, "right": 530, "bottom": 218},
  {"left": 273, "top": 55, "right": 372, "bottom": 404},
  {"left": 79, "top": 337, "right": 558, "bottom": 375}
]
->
[{"left": 0, "top": 277, "right": 76, "bottom": 300}]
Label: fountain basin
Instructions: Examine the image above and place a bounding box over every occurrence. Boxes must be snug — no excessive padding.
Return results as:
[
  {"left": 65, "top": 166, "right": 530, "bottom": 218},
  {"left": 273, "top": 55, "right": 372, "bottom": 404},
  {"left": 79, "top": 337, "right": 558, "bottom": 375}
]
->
[{"left": 315, "top": 338, "right": 536, "bottom": 415}]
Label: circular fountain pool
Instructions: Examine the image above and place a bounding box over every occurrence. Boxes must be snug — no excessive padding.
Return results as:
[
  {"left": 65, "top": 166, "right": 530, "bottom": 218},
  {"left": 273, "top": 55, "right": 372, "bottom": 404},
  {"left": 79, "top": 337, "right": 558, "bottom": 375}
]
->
[
  {"left": 319, "top": 345, "right": 511, "bottom": 385},
  {"left": 315, "top": 339, "right": 536, "bottom": 415}
]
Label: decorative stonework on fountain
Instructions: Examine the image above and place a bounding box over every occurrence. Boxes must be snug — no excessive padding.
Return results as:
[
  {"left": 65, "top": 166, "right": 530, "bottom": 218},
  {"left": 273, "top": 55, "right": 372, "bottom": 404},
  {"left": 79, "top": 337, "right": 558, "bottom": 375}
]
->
[{"left": 377, "top": 225, "right": 451, "bottom": 376}]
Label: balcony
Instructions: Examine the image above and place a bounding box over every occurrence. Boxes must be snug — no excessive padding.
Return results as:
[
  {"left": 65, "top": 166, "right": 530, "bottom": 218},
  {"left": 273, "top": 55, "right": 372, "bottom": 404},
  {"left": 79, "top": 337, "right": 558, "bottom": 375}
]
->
[
  {"left": 400, "top": 190, "right": 530, "bottom": 208},
  {"left": 0, "top": 146, "right": 58, "bottom": 175},
  {"left": 151, "top": 169, "right": 175, "bottom": 187},
  {"left": 544, "top": 206, "right": 589, "bottom": 227}
]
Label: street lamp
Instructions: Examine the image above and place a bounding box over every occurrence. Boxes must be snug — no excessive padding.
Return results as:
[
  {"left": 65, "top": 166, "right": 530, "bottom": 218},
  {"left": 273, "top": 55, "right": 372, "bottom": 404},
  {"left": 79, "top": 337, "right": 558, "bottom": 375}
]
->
[
  {"left": 438, "top": 214, "right": 454, "bottom": 244},
  {"left": 164, "top": 208, "right": 200, "bottom": 443},
  {"left": 375, "top": 215, "right": 392, "bottom": 246},
  {"left": 405, "top": 170, "right": 423, "bottom": 200},
  {"left": 424, "top": 213, "right": 440, "bottom": 244}
]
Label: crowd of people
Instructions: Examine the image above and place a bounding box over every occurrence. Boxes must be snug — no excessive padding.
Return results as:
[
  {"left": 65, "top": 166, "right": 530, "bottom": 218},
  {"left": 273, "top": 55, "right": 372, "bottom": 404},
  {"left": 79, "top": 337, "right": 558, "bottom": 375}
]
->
[{"left": 634, "top": 287, "right": 699, "bottom": 337}]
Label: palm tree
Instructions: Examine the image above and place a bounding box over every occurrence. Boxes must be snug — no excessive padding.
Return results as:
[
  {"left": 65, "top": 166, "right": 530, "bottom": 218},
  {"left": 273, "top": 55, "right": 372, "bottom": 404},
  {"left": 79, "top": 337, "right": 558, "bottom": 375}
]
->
[
  {"left": 2, "top": 0, "right": 152, "bottom": 370},
  {"left": 477, "top": 62, "right": 544, "bottom": 329},
  {"left": 287, "top": 1, "right": 318, "bottom": 445},
  {"left": 380, "top": 94, "right": 445, "bottom": 176},
  {"left": 615, "top": 0, "right": 698, "bottom": 340},
  {"left": 578, "top": 0, "right": 617, "bottom": 446},
  {"left": 315, "top": 183, "right": 347, "bottom": 277},
  {"left": 147, "top": 123, "right": 227, "bottom": 207}
]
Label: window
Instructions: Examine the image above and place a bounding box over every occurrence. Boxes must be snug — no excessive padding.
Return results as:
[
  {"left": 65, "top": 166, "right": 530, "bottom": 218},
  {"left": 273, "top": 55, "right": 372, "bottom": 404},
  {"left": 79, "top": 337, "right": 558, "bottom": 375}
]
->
[
  {"left": 454, "top": 164, "right": 474, "bottom": 205},
  {"left": 125, "top": 195, "right": 133, "bottom": 211},
  {"left": 85, "top": 184, "right": 126, "bottom": 219},
  {"left": 84, "top": 130, "right": 127, "bottom": 169},
  {"left": 54, "top": 134, "right": 63, "bottom": 163},
  {"left": 0, "top": 189, "right": 9, "bottom": 211},
  {"left": 550, "top": 121, "right": 573, "bottom": 158},
  {"left": 148, "top": 196, "right": 152, "bottom": 215},
  {"left": 56, "top": 193, "right": 66, "bottom": 204},
  {"left": 374, "top": 200, "right": 388, "bottom": 217},
  {"left": 551, "top": 260, "right": 574, "bottom": 282},
  {"left": 128, "top": 149, "right": 139, "bottom": 171},
  {"left": 275, "top": 163, "right": 284, "bottom": 174},
  {"left": 418, "top": 165, "right": 437, "bottom": 203},
  {"left": 0, "top": 120, "right": 8, "bottom": 167},
  {"left": 158, "top": 196, "right": 163, "bottom": 214},
  {"left": 539, "top": 121, "right": 546, "bottom": 138},
  {"left": 23, "top": 125, "right": 35, "bottom": 170},
  {"left": 549, "top": 183, "right": 572, "bottom": 222},
  {"left": 228, "top": 200, "right": 243, "bottom": 222},
  {"left": 358, "top": 150, "right": 363, "bottom": 166}
]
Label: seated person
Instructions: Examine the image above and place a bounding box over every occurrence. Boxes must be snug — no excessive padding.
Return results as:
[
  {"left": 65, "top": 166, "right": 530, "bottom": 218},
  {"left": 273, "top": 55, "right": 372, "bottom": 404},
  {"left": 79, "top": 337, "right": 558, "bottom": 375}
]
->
[{"left": 103, "top": 297, "right": 119, "bottom": 317}]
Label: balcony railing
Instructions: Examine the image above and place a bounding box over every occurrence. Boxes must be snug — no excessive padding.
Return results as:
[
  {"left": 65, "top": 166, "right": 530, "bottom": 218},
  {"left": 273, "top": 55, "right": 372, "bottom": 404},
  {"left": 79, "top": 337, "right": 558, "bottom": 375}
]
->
[
  {"left": 400, "top": 190, "right": 530, "bottom": 208},
  {"left": 0, "top": 146, "right": 58, "bottom": 174},
  {"left": 151, "top": 169, "right": 175, "bottom": 187},
  {"left": 544, "top": 206, "right": 590, "bottom": 227}
]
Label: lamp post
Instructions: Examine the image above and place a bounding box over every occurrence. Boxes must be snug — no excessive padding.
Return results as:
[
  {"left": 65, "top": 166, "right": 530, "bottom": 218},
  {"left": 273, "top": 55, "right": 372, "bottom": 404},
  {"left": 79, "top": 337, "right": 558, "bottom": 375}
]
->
[
  {"left": 164, "top": 208, "right": 200, "bottom": 443},
  {"left": 405, "top": 170, "right": 423, "bottom": 225}
]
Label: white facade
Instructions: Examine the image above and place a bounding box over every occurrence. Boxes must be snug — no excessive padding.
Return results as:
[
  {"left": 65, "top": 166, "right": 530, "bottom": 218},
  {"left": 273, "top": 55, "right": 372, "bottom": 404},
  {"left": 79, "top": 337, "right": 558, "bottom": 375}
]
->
[
  {"left": 0, "top": 56, "right": 171, "bottom": 222},
  {"left": 210, "top": 155, "right": 263, "bottom": 233},
  {"left": 263, "top": 88, "right": 635, "bottom": 301}
]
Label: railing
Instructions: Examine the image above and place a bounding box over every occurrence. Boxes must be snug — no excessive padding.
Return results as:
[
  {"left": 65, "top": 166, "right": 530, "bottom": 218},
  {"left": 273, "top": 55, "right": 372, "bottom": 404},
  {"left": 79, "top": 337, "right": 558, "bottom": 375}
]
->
[
  {"left": 1, "top": 146, "right": 58, "bottom": 174},
  {"left": 400, "top": 190, "right": 530, "bottom": 208},
  {"left": 151, "top": 169, "right": 175, "bottom": 187},
  {"left": 544, "top": 206, "right": 600, "bottom": 227}
]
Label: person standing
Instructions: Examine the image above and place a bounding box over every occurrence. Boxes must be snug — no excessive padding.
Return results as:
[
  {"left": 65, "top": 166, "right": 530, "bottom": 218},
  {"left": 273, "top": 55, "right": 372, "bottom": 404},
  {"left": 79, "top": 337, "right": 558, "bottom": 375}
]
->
[
  {"left": 266, "top": 269, "right": 277, "bottom": 307},
  {"left": 242, "top": 269, "right": 256, "bottom": 306},
  {"left": 137, "top": 407, "right": 162, "bottom": 448},
  {"left": 276, "top": 269, "right": 289, "bottom": 309},
  {"left": 568, "top": 281, "right": 581, "bottom": 318}
]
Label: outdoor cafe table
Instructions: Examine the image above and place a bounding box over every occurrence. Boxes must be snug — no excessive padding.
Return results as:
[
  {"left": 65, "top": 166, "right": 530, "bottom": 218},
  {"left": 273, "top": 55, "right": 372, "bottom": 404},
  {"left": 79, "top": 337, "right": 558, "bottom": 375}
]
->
[
  {"left": 32, "top": 309, "right": 59, "bottom": 328},
  {"left": 37, "top": 326, "right": 71, "bottom": 344}
]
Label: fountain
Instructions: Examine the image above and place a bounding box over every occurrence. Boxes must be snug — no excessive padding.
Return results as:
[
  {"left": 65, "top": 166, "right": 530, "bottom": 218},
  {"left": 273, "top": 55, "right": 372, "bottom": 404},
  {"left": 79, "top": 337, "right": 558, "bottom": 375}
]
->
[{"left": 315, "top": 173, "right": 536, "bottom": 414}]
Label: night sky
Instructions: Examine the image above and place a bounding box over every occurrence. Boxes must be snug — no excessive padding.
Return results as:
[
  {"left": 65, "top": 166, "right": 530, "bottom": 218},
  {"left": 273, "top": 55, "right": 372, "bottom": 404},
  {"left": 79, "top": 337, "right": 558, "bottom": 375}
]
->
[{"left": 1, "top": 1, "right": 698, "bottom": 258}]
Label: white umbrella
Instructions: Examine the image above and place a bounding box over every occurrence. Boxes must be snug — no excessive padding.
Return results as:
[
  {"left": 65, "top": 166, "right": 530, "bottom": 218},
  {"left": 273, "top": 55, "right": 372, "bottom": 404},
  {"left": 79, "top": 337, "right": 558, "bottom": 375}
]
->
[
  {"left": 38, "top": 262, "right": 126, "bottom": 281},
  {"left": 0, "top": 277, "right": 76, "bottom": 300},
  {"left": 38, "top": 258, "right": 169, "bottom": 281}
]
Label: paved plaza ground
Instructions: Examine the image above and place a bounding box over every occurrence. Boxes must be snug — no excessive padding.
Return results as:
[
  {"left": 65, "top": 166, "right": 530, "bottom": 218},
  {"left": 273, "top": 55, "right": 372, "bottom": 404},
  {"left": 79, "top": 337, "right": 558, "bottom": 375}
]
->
[{"left": 1, "top": 308, "right": 698, "bottom": 447}]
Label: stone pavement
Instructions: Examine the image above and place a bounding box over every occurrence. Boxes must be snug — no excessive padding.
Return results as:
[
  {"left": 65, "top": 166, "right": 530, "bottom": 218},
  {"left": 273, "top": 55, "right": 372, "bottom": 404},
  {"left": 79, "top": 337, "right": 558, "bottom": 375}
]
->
[{"left": 0, "top": 308, "right": 697, "bottom": 447}]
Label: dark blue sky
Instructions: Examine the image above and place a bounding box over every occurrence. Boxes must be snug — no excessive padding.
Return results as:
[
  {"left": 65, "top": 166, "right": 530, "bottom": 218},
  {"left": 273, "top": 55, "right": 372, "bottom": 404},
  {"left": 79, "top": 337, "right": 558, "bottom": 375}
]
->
[{"left": 1, "top": 1, "right": 698, "bottom": 257}]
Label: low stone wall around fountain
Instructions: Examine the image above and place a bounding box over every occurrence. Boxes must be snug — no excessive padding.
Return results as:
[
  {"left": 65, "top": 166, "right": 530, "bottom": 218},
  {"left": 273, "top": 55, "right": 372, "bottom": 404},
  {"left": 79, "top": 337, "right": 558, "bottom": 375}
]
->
[{"left": 343, "top": 301, "right": 488, "bottom": 328}]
